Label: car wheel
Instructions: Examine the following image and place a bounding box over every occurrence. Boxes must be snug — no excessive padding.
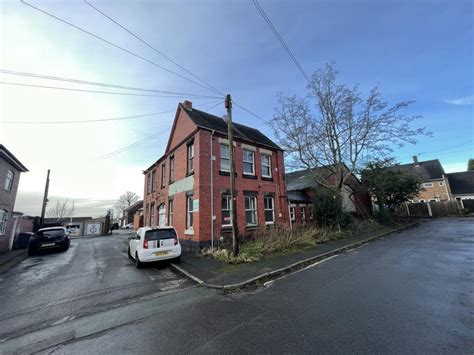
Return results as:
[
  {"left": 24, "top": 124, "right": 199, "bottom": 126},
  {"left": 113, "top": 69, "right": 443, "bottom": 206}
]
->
[
  {"left": 28, "top": 248, "right": 35, "bottom": 257},
  {"left": 128, "top": 247, "right": 133, "bottom": 260},
  {"left": 63, "top": 244, "right": 70, "bottom": 252},
  {"left": 135, "top": 252, "right": 143, "bottom": 268}
]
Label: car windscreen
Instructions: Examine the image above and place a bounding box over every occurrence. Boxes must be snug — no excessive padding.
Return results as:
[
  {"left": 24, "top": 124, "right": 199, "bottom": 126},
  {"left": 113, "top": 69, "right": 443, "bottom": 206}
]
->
[
  {"left": 37, "top": 229, "right": 65, "bottom": 238},
  {"left": 145, "top": 229, "right": 176, "bottom": 241}
]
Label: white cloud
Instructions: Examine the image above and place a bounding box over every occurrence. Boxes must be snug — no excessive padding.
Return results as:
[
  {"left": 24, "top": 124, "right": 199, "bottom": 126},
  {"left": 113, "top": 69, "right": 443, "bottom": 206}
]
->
[{"left": 445, "top": 95, "right": 474, "bottom": 106}]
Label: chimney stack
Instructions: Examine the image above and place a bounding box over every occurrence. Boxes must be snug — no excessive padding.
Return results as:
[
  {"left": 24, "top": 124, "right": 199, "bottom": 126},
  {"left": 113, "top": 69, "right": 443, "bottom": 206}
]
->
[
  {"left": 413, "top": 155, "right": 419, "bottom": 166},
  {"left": 183, "top": 100, "right": 193, "bottom": 110}
]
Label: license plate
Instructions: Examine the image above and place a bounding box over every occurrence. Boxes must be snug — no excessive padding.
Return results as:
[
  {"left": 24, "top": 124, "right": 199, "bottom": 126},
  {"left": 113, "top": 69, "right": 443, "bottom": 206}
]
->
[
  {"left": 153, "top": 251, "right": 169, "bottom": 256},
  {"left": 42, "top": 242, "right": 55, "bottom": 247}
]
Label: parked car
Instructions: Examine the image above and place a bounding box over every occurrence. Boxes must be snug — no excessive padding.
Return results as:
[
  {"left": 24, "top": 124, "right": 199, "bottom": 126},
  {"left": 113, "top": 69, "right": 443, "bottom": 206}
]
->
[
  {"left": 28, "top": 227, "right": 70, "bottom": 256},
  {"left": 123, "top": 223, "right": 134, "bottom": 229},
  {"left": 128, "top": 226, "right": 181, "bottom": 268},
  {"left": 111, "top": 223, "right": 119, "bottom": 230}
]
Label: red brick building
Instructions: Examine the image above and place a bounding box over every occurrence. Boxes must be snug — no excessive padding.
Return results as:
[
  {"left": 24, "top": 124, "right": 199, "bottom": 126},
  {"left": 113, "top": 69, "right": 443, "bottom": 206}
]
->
[{"left": 143, "top": 101, "right": 289, "bottom": 248}]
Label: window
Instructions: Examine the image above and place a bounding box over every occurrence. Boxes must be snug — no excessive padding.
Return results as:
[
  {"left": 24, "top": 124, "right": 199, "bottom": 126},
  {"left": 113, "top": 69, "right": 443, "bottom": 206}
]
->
[
  {"left": 186, "top": 195, "right": 194, "bottom": 229},
  {"left": 187, "top": 143, "right": 194, "bottom": 173},
  {"left": 289, "top": 207, "right": 295, "bottom": 221},
  {"left": 150, "top": 203, "right": 155, "bottom": 226},
  {"left": 4, "top": 170, "right": 14, "bottom": 191},
  {"left": 264, "top": 196, "right": 275, "bottom": 224},
  {"left": 261, "top": 154, "right": 272, "bottom": 178},
  {"left": 147, "top": 173, "right": 152, "bottom": 194},
  {"left": 439, "top": 181, "right": 444, "bottom": 186},
  {"left": 169, "top": 156, "right": 175, "bottom": 183},
  {"left": 423, "top": 182, "right": 433, "bottom": 188},
  {"left": 221, "top": 194, "right": 232, "bottom": 226},
  {"left": 161, "top": 163, "right": 166, "bottom": 188},
  {"left": 158, "top": 204, "right": 166, "bottom": 227},
  {"left": 145, "top": 204, "right": 150, "bottom": 226},
  {"left": 245, "top": 196, "right": 257, "bottom": 226},
  {"left": 151, "top": 171, "right": 156, "bottom": 192},
  {"left": 220, "top": 144, "right": 230, "bottom": 172},
  {"left": 301, "top": 206, "right": 306, "bottom": 221},
  {"left": 0, "top": 209, "right": 7, "bottom": 235},
  {"left": 168, "top": 200, "right": 174, "bottom": 226},
  {"left": 309, "top": 206, "right": 314, "bottom": 220},
  {"left": 243, "top": 150, "right": 255, "bottom": 175}
]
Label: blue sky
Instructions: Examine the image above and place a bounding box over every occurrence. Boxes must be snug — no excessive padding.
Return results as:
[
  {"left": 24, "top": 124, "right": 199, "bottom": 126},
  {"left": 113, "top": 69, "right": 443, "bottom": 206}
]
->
[{"left": 1, "top": 0, "right": 472, "bottom": 216}]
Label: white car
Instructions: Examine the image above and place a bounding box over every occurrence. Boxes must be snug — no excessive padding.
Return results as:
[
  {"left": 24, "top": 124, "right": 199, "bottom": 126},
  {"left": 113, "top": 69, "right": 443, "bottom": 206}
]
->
[
  {"left": 128, "top": 226, "right": 181, "bottom": 268},
  {"left": 123, "top": 223, "right": 134, "bottom": 229}
]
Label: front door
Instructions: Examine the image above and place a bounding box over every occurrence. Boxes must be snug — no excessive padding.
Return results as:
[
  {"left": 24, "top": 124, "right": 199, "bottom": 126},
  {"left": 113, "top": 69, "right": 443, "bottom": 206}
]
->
[{"left": 158, "top": 204, "right": 166, "bottom": 227}]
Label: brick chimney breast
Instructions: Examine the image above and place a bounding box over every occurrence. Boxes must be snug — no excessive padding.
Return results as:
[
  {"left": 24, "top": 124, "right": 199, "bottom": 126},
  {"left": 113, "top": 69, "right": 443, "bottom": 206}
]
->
[{"left": 183, "top": 100, "right": 193, "bottom": 110}]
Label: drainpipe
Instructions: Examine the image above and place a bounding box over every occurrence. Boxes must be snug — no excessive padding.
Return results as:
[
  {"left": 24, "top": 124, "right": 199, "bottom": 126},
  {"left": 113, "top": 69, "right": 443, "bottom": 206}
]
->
[{"left": 210, "top": 130, "right": 215, "bottom": 250}]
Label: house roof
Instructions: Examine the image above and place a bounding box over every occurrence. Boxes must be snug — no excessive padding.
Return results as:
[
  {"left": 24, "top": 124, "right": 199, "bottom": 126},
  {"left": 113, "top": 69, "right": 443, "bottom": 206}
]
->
[
  {"left": 287, "top": 191, "right": 312, "bottom": 203},
  {"left": 0, "top": 144, "right": 28, "bottom": 172},
  {"left": 182, "top": 105, "right": 281, "bottom": 150},
  {"left": 286, "top": 166, "right": 333, "bottom": 191},
  {"left": 446, "top": 171, "right": 474, "bottom": 195},
  {"left": 387, "top": 159, "right": 445, "bottom": 181},
  {"left": 125, "top": 200, "right": 143, "bottom": 211}
]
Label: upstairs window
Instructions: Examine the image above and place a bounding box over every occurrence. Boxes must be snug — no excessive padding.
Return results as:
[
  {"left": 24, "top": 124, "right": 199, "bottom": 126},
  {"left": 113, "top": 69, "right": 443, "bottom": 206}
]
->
[
  {"left": 243, "top": 150, "right": 255, "bottom": 175},
  {"left": 261, "top": 154, "right": 272, "bottom": 178},
  {"left": 147, "top": 173, "right": 152, "bottom": 194},
  {"left": 4, "top": 170, "right": 14, "bottom": 191},
  {"left": 220, "top": 144, "right": 230, "bottom": 172},
  {"left": 423, "top": 182, "right": 433, "bottom": 188},
  {"left": 151, "top": 170, "right": 156, "bottom": 192},
  {"left": 0, "top": 209, "right": 7, "bottom": 235},
  {"left": 161, "top": 163, "right": 166, "bottom": 188},
  {"left": 187, "top": 143, "right": 194, "bottom": 173},
  {"left": 169, "top": 156, "right": 175, "bottom": 183}
]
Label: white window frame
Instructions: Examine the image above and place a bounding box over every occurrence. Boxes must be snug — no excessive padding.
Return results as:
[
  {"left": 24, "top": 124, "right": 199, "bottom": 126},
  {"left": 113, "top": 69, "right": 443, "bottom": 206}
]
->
[
  {"left": 289, "top": 206, "right": 296, "bottom": 221},
  {"left": 0, "top": 209, "right": 7, "bottom": 235},
  {"left": 300, "top": 206, "right": 306, "bottom": 221},
  {"left": 423, "top": 182, "right": 433, "bottom": 188},
  {"left": 245, "top": 196, "right": 258, "bottom": 226},
  {"left": 169, "top": 156, "right": 175, "bottom": 182},
  {"left": 4, "top": 170, "right": 14, "bottom": 191},
  {"left": 187, "top": 144, "right": 194, "bottom": 173},
  {"left": 243, "top": 150, "right": 255, "bottom": 176},
  {"left": 309, "top": 206, "right": 314, "bottom": 220},
  {"left": 261, "top": 154, "right": 272, "bottom": 178},
  {"left": 221, "top": 194, "right": 232, "bottom": 226},
  {"left": 264, "top": 196, "right": 275, "bottom": 225},
  {"left": 168, "top": 199, "right": 174, "bottom": 226},
  {"left": 186, "top": 195, "right": 194, "bottom": 229},
  {"left": 220, "top": 144, "right": 230, "bottom": 172},
  {"left": 161, "top": 163, "right": 166, "bottom": 188}
]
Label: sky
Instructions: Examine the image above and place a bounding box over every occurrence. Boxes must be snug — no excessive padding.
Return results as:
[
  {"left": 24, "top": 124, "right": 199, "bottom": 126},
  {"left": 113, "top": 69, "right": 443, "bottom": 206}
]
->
[{"left": 0, "top": 0, "right": 473, "bottom": 217}]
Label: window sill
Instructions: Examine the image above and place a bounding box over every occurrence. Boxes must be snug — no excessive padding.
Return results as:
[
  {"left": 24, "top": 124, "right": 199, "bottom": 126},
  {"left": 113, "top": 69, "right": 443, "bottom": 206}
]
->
[
  {"left": 261, "top": 176, "right": 273, "bottom": 181},
  {"left": 245, "top": 225, "right": 259, "bottom": 231},
  {"left": 219, "top": 170, "right": 230, "bottom": 176},
  {"left": 242, "top": 174, "right": 257, "bottom": 179},
  {"left": 185, "top": 229, "right": 194, "bottom": 235},
  {"left": 221, "top": 225, "right": 232, "bottom": 230},
  {"left": 186, "top": 171, "right": 195, "bottom": 177}
]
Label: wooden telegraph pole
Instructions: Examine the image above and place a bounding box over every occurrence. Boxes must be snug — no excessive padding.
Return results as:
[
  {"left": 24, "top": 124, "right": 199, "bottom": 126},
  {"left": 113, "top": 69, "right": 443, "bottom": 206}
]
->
[
  {"left": 39, "top": 169, "right": 50, "bottom": 227},
  {"left": 225, "top": 94, "right": 239, "bottom": 256}
]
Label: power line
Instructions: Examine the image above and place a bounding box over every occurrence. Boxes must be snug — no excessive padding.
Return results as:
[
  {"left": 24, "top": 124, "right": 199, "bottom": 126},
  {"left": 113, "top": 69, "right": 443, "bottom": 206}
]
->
[
  {"left": 233, "top": 101, "right": 268, "bottom": 123},
  {"left": 0, "top": 69, "right": 222, "bottom": 99},
  {"left": 399, "top": 141, "right": 474, "bottom": 161},
  {"left": 0, "top": 99, "right": 222, "bottom": 125},
  {"left": 252, "top": 0, "right": 310, "bottom": 82},
  {"left": 21, "top": 0, "right": 222, "bottom": 95},
  {"left": 0, "top": 81, "right": 218, "bottom": 99},
  {"left": 84, "top": 0, "right": 224, "bottom": 97}
]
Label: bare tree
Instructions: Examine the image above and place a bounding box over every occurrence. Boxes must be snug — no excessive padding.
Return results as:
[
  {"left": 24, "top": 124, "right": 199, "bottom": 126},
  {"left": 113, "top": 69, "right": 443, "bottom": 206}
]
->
[
  {"left": 114, "top": 191, "right": 139, "bottom": 217},
  {"left": 47, "top": 199, "right": 71, "bottom": 222},
  {"left": 270, "top": 63, "right": 429, "bottom": 192}
]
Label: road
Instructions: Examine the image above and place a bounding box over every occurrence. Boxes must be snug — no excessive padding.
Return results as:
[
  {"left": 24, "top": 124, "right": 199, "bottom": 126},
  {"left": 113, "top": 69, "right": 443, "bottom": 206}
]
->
[{"left": 1, "top": 218, "right": 473, "bottom": 354}]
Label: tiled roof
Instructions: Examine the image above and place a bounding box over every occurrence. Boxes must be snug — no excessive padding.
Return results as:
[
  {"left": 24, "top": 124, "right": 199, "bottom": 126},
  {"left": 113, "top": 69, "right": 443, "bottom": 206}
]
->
[
  {"left": 182, "top": 105, "right": 281, "bottom": 150},
  {"left": 287, "top": 191, "right": 312, "bottom": 203},
  {"left": 387, "top": 159, "right": 445, "bottom": 181},
  {"left": 0, "top": 144, "right": 28, "bottom": 172},
  {"left": 447, "top": 171, "right": 474, "bottom": 195},
  {"left": 285, "top": 166, "right": 333, "bottom": 191}
]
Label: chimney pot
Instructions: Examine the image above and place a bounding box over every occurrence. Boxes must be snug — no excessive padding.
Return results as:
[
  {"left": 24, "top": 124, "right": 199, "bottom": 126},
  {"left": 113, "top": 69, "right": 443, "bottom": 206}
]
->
[
  {"left": 413, "top": 155, "right": 419, "bottom": 165},
  {"left": 183, "top": 100, "right": 193, "bottom": 110}
]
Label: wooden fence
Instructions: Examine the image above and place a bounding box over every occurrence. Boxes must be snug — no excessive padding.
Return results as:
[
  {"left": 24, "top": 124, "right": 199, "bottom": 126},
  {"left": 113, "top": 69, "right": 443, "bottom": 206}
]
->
[{"left": 395, "top": 200, "right": 464, "bottom": 218}]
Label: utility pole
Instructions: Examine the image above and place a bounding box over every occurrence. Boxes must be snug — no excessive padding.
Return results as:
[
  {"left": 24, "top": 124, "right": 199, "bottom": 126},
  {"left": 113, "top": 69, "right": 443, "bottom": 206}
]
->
[
  {"left": 70, "top": 200, "right": 75, "bottom": 223},
  {"left": 40, "top": 169, "right": 50, "bottom": 227},
  {"left": 225, "top": 94, "right": 239, "bottom": 256}
]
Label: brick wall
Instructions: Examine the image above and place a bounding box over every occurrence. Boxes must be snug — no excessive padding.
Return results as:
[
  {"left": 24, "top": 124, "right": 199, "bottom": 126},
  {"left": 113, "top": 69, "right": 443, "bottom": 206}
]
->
[
  {"left": 416, "top": 177, "right": 451, "bottom": 201},
  {"left": 0, "top": 158, "right": 22, "bottom": 252}
]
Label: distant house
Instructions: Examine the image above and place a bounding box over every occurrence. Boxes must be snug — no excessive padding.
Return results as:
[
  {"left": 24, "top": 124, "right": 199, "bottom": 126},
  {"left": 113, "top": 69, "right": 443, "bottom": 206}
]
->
[
  {"left": 123, "top": 200, "right": 143, "bottom": 227},
  {"left": 387, "top": 157, "right": 452, "bottom": 202},
  {"left": 446, "top": 171, "right": 474, "bottom": 202},
  {"left": 286, "top": 166, "right": 372, "bottom": 225},
  {"left": 0, "top": 145, "right": 28, "bottom": 253}
]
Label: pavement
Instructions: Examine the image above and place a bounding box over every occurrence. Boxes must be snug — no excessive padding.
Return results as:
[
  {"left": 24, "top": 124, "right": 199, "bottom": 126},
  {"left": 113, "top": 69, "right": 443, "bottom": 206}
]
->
[
  {"left": 0, "top": 218, "right": 472, "bottom": 354},
  {"left": 0, "top": 249, "right": 28, "bottom": 274},
  {"left": 172, "top": 220, "right": 422, "bottom": 288}
]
